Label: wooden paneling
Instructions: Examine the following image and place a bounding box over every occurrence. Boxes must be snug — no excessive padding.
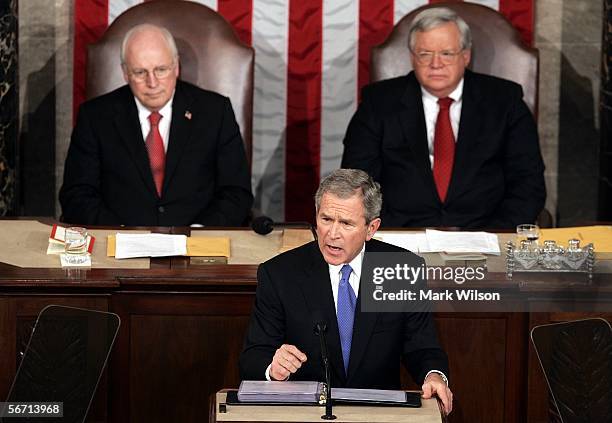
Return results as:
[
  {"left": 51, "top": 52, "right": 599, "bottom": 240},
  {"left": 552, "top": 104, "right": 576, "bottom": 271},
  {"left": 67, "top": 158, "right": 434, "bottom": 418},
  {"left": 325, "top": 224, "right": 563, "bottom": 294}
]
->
[
  {"left": 109, "top": 292, "right": 253, "bottom": 423},
  {"left": 0, "top": 297, "right": 14, "bottom": 397},
  {"left": 436, "top": 313, "right": 527, "bottom": 423}
]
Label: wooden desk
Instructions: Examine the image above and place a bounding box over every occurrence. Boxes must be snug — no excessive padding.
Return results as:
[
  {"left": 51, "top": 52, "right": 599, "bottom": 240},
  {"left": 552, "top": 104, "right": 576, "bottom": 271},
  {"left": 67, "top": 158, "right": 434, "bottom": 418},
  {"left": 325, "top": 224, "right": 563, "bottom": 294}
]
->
[
  {"left": 0, "top": 221, "right": 610, "bottom": 423},
  {"left": 212, "top": 391, "right": 443, "bottom": 423}
]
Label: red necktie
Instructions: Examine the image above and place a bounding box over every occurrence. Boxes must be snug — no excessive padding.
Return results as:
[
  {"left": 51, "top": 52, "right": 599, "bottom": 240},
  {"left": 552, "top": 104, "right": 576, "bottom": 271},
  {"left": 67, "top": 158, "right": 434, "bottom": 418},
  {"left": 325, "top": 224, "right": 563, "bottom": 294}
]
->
[
  {"left": 146, "top": 112, "right": 165, "bottom": 197},
  {"left": 432, "top": 97, "right": 455, "bottom": 202}
]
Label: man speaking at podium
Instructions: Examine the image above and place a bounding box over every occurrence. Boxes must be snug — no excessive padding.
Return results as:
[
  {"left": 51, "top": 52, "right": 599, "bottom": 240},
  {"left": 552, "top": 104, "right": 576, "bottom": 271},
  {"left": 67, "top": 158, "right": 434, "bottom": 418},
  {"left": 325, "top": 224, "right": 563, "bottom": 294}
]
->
[{"left": 239, "top": 169, "right": 453, "bottom": 414}]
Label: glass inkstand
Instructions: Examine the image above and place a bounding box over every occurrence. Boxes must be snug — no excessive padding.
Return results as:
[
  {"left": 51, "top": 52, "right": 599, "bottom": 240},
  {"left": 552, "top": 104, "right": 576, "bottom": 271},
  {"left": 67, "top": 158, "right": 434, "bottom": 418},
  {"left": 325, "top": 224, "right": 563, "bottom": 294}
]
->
[{"left": 506, "top": 238, "right": 595, "bottom": 281}]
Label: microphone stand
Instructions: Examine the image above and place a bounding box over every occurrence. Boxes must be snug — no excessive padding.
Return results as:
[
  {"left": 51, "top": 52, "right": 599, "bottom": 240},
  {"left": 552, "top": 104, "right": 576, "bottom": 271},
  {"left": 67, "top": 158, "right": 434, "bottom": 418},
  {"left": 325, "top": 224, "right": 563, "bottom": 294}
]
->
[{"left": 315, "top": 322, "right": 336, "bottom": 420}]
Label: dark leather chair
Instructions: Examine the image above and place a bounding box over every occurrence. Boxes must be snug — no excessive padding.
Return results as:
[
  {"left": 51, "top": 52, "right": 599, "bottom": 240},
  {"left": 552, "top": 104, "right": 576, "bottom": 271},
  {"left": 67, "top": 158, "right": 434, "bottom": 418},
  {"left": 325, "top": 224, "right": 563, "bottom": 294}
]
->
[
  {"left": 371, "top": 1, "right": 538, "bottom": 116},
  {"left": 531, "top": 318, "right": 612, "bottom": 422},
  {"left": 86, "top": 0, "right": 254, "bottom": 162},
  {"left": 3, "top": 305, "right": 120, "bottom": 422},
  {"left": 371, "top": 2, "right": 551, "bottom": 226}
]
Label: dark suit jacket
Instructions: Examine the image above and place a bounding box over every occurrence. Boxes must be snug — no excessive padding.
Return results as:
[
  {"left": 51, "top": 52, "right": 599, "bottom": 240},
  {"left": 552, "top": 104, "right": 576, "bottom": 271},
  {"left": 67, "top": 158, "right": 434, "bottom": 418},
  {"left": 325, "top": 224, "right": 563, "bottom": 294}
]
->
[
  {"left": 239, "top": 239, "right": 448, "bottom": 389},
  {"left": 60, "top": 80, "right": 253, "bottom": 226},
  {"left": 341, "top": 70, "right": 546, "bottom": 229}
]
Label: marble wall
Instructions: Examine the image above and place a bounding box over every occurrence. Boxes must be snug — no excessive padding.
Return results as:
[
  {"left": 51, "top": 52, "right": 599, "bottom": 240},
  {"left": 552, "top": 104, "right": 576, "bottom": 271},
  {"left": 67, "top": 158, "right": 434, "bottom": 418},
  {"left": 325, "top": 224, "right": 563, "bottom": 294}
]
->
[
  {"left": 556, "top": 1, "right": 603, "bottom": 225},
  {"left": 18, "top": 0, "right": 72, "bottom": 216},
  {"left": 11, "top": 0, "right": 608, "bottom": 225},
  {"left": 534, "top": 0, "right": 604, "bottom": 226},
  {"left": 534, "top": 0, "right": 562, "bottom": 225},
  {"left": 600, "top": 0, "right": 612, "bottom": 219},
  {"left": 0, "top": 0, "right": 18, "bottom": 216}
]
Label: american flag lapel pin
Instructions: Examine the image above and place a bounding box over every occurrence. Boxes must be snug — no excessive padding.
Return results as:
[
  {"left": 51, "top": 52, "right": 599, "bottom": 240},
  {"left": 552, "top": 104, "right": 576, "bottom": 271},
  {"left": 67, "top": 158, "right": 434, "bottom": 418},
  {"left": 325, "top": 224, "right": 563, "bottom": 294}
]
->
[{"left": 184, "top": 111, "right": 192, "bottom": 120}]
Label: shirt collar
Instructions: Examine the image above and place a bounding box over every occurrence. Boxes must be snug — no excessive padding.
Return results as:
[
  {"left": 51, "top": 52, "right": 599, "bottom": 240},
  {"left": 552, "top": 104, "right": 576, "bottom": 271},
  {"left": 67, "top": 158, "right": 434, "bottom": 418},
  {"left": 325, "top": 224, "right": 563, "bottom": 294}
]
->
[
  {"left": 420, "top": 77, "right": 464, "bottom": 103},
  {"left": 328, "top": 243, "right": 366, "bottom": 279},
  {"left": 134, "top": 90, "right": 175, "bottom": 123}
]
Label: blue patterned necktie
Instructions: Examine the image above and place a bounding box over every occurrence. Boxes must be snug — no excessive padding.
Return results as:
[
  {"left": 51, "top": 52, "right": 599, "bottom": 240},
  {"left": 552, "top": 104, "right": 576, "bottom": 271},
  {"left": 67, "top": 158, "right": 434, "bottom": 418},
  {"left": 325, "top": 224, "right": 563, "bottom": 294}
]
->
[{"left": 337, "top": 264, "right": 356, "bottom": 374}]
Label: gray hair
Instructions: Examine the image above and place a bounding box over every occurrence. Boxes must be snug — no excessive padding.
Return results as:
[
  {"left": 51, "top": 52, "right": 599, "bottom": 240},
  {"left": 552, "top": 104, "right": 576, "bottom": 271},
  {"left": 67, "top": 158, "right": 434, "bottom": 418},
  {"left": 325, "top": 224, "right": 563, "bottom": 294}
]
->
[
  {"left": 315, "top": 169, "right": 382, "bottom": 224},
  {"left": 408, "top": 7, "right": 472, "bottom": 52},
  {"left": 120, "top": 24, "right": 179, "bottom": 64}
]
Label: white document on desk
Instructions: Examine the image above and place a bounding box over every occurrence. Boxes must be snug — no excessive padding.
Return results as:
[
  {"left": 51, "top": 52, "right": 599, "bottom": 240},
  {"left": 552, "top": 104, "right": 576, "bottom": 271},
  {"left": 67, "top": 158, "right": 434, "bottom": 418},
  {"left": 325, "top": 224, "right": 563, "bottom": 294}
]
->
[
  {"left": 425, "top": 229, "right": 501, "bottom": 255},
  {"left": 378, "top": 233, "right": 433, "bottom": 253},
  {"left": 115, "top": 233, "right": 187, "bottom": 259}
]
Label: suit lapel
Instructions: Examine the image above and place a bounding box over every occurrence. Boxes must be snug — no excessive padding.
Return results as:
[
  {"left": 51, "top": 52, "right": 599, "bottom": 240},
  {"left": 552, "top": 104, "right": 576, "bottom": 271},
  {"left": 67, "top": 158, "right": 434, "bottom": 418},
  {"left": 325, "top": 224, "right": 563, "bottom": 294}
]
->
[
  {"left": 163, "top": 81, "right": 195, "bottom": 195},
  {"left": 446, "top": 70, "right": 484, "bottom": 203},
  {"left": 346, "top": 243, "right": 378, "bottom": 383},
  {"left": 113, "top": 88, "right": 158, "bottom": 197},
  {"left": 298, "top": 243, "right": 347, "bottom": 385},
  {"left": 398, "top": 74, "right": 439, "bottom": 202}
]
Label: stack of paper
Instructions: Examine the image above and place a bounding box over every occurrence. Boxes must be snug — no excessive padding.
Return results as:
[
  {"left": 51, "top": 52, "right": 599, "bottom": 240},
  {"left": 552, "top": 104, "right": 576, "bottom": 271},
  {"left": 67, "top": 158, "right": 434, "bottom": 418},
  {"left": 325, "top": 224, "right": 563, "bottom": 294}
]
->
[
  {"left": 380, "top": 229, "right": 500, "bottom": 255},
  {"left": 377, "top": 232, "right": 431, "bottom": 253},
  {"left": 115, "top": 233, "right": 187, "bottom": 259},
  {"left": 332, "top": 388, "right": 407, "bottom": 403},
  {"left": 237, "top": 381, "right": 322, "bottom": 403},
  {"left": 425, "top": 229, "right": 500, "bottom": 255}
]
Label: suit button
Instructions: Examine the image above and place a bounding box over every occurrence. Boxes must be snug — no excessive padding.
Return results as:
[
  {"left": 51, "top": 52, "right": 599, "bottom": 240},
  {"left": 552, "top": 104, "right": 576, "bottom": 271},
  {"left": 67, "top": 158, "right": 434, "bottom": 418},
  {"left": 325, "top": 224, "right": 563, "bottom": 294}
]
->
[{"left": 158, "top": 206, "right": 165, "bottom": 213}]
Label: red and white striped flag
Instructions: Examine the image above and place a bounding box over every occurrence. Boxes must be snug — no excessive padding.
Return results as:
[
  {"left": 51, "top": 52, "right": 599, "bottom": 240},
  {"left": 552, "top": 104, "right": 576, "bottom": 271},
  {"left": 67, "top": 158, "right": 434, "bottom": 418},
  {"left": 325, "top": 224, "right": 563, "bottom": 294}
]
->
[{"left": 74, "top": 0, "right": 534, "bottom": 222}]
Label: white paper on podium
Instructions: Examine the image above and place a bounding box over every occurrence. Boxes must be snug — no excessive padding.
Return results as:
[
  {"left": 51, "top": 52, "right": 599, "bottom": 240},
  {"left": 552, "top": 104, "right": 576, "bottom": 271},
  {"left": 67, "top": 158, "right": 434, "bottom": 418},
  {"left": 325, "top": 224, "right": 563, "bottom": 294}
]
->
[
  {"left": 237, "top": 381, "right": 322, "bottom": 403},
  {"left": 332, "top": 388, "right": 407, "bottom": 403},
  {"left": 425, "top": 229, "right": 501, "bottom": 255},
  {"left": 115, "top": 233, "right": 187, "bottom": 259}
]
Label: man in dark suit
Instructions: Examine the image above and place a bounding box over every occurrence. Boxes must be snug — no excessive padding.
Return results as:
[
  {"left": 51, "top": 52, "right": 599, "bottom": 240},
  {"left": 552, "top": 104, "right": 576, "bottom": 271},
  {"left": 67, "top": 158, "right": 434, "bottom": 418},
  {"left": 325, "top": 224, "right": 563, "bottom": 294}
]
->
[
  {"left": 239, "top": 169, "right": 452, "bottom": 414},
  {"left": 341, "top": 7, "right": 545, "bottom": 229},
  {"left": 60, "top": 24, "right": 252, "bottom": 226}
]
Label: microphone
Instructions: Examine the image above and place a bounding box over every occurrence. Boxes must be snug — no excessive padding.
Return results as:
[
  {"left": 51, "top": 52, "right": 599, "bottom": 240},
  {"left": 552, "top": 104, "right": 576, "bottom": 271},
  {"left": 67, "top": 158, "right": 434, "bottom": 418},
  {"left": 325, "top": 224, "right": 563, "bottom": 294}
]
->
[
  {"left": 251, "top": 216, "right": 317, "bottom": 240},
  {"left": 313, "top": 315, "right": 336, "bottom": 420},
  {"left": 251, "top": 216, "right": 275, "bottom": 234}
]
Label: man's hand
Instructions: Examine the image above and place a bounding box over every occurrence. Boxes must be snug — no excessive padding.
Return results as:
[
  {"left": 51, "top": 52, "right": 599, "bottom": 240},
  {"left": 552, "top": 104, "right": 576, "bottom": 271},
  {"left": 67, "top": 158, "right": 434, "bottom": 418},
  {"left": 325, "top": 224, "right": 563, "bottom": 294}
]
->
[
  {"left": 270, "top": 344, "right": 307, "bottom": 381},
  {"left": 422, "top": 373, "right": 453, "bottom": 415}
]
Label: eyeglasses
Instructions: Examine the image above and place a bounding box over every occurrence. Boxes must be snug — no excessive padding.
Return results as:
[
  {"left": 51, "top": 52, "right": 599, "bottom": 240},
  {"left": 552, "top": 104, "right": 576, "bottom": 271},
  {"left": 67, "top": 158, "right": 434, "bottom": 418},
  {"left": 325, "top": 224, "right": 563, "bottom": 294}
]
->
[
  {"left": 412, "top": 50, "right": 464, "bottom": 66},
  {"left": 127, "top": 63, "right": 175, "bottom": 82}
]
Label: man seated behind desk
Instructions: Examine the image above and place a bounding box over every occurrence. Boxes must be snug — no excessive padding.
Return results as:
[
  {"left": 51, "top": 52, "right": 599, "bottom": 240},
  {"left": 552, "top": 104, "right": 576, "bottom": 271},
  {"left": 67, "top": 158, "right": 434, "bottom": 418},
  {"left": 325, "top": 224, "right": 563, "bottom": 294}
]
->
[
  {"left": 239, "top": 169, "right": 453, "bottom": 414},
  {"left": 341, "top": 7, "right": 546, "bottom": 229},
  {"left": 60, "top": 24, "right": 253, "bottom": 226}
]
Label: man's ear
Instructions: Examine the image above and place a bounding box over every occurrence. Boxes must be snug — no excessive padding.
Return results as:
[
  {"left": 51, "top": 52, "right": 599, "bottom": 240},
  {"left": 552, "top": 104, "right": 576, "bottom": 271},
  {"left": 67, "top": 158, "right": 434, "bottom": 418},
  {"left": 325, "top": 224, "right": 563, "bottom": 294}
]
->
[
  {"left": 121, "top": 64, "right": 130, "bottom": 84},
  {"left": 365, "top": 218, "right": 381, "bottom": 241},
  {"left": 463, "top": 49, "right": 471, "bottom": 68}
]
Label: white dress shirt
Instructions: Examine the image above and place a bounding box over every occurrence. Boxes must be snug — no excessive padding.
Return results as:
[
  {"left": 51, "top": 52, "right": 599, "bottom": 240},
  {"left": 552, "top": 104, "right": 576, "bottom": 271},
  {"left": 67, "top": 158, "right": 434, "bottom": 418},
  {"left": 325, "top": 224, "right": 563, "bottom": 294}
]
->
[
  {"left": 134, "top": 95, "right": 174, "bottom": 152},
  {"left": 421, "top": 79, "right": 464, "bottom": 168},
  {"left": 266, "top": 243, "right": 448, "bottom": 386},
  {"left": 327, "top": 245, "right": 365, "bottom": 311}
]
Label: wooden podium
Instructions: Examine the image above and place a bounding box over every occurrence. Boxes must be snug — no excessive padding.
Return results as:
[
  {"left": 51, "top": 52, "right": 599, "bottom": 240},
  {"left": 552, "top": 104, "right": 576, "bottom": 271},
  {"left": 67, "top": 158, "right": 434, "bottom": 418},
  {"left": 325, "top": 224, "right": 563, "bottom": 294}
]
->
[{"left": 212, "top": 390, "right": 444, "bottom": 423}]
